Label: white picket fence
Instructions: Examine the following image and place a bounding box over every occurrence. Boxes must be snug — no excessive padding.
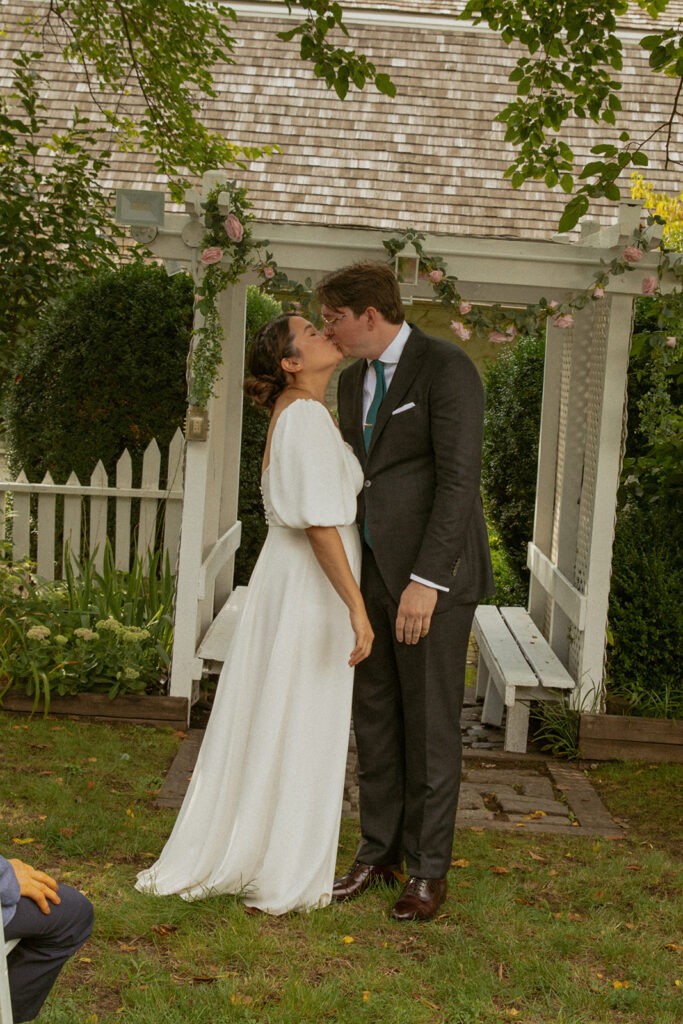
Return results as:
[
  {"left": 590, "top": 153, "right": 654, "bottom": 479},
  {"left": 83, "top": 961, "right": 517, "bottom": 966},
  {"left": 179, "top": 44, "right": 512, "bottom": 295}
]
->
[{"left": 0, "top": 430, "right": 185, "bottom": 579}]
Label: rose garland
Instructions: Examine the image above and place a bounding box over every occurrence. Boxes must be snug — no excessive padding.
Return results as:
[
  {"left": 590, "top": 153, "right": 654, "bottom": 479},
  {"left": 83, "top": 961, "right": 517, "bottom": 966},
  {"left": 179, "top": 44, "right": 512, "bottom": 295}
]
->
[
  {"left": 382, "top": 224, "right": 681, "bottom": 351},
  {"left": 190, "top": 186, "right": 680, "bottom": 409},
  {"left": 190, "top": 181, "right": 319, "bottom": 407}
]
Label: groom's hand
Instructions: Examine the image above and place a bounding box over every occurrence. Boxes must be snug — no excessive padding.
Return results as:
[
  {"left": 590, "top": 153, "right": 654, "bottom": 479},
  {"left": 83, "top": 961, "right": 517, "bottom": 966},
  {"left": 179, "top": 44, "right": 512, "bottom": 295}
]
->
[{"left": 395, "top": 582, "right": 438, "bottom": 644}]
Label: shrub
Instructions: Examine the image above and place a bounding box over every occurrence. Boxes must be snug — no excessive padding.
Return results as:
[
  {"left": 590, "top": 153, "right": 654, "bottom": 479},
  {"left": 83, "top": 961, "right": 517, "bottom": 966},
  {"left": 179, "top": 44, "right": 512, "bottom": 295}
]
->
[
  {"left": 234, "top": 287, "right": 282, "bottom": 585},
  {"left": 4, "top": 263, "right": 193, "bottom": 486},
  {"left": 606, "top": 502, "right": 683, "bottom": 718},
  {"left": 481, "top": 335, "right": 545, "bottom": 594},
  {"left": 0, "top": 544, "right": 174, "bottom": 705}
]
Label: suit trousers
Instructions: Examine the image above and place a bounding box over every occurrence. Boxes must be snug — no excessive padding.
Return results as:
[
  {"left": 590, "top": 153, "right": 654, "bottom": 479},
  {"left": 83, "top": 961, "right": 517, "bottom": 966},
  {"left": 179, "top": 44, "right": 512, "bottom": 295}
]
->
[
  {"left": 353, "top": 545, "right": 475, "bottom": 879},
  {"left": 4, "top": 885, "right": 94, "bottom": 1022}
]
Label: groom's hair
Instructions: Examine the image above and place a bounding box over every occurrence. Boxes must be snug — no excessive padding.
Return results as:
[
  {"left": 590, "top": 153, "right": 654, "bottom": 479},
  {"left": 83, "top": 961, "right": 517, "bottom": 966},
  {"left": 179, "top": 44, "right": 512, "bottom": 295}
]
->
[{"left": 316, "top": 261, "right": 404, "bottom": 325}]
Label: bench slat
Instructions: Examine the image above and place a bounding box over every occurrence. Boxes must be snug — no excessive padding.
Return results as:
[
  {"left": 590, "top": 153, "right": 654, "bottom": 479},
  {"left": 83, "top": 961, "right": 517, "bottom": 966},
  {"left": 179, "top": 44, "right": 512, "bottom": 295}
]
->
[
  {"left": 473, "top": 606, "right": 537, "bottom": 690},
  {"left": 500, "top": 607, "right": 574, "bottom": 690}
]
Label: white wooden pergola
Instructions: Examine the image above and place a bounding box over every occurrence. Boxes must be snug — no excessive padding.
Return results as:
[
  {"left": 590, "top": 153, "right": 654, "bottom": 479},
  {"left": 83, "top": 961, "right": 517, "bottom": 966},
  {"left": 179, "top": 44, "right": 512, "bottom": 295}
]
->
[{"left": 137, "top": 172, "right": 675, "bottom": 722}]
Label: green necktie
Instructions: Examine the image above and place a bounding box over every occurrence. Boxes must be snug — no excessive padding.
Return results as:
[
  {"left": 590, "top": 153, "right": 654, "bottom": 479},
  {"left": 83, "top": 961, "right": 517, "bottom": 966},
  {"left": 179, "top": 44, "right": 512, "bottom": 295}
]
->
[
  {"left": 363, "top": 360, "right": 386, "bottom": 452},
  {"left": 363, "top": 360, "right": 386, "bottom": 546}
]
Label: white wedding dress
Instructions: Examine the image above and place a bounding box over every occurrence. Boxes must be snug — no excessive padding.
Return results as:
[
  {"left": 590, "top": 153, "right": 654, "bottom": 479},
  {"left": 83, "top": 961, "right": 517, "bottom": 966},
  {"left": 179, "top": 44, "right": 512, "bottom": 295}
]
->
[{"left": 136, "top": 400, "right": 363, "bottom": 914}]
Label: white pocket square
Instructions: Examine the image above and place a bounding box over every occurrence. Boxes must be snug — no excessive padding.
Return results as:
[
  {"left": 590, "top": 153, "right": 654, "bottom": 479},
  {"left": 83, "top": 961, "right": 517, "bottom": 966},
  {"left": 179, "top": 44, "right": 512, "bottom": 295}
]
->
[{"left": 392, "top": 402, "right": 416, "bottom": 416}]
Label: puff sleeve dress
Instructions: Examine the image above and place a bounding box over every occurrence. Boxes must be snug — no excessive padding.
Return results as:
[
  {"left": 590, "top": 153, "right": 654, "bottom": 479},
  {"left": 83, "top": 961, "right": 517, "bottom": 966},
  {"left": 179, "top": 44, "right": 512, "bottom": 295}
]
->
[{"left": 136, "top": 400, "right": 364, "bottom": 914}]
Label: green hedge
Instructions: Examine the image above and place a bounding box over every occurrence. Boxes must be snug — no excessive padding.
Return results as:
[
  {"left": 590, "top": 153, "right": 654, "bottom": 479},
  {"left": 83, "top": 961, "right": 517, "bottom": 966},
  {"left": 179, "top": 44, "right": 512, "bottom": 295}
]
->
[
  {"left": 234, "top": 288, "right": 282, "bottom": 585},
  {"left": 4, "top": 263, "right": 193, "bottom": 486},
  {"left": 481, "top": 335, "right": 545, "bottom": 594}
]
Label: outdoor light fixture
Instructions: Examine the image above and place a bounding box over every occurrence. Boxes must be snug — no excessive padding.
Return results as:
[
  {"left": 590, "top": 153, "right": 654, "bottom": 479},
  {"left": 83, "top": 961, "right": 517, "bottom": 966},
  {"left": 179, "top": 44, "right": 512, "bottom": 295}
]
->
[
  {"left": 115, "top": 188, "right": 165, "bottom": 243},
  {"left": 394, "top": 246, "right": 420, "bottom": 286}
]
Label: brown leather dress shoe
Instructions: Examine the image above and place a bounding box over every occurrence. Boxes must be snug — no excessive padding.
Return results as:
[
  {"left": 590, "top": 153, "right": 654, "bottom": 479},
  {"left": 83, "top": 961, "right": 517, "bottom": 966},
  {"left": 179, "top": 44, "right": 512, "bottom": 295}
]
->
[
  {"left": 390, "top": 876, "right": 447, "bottom": 921},
  {"left": 332, "top": 860, "right": 401, "bottom": 901}
]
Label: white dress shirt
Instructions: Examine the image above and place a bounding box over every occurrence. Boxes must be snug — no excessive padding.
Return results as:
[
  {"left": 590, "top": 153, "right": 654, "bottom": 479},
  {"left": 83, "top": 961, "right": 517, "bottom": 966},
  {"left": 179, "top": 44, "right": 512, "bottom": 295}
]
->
[{"left": 363, "top": 322, "right": 449, "bottom": 594}]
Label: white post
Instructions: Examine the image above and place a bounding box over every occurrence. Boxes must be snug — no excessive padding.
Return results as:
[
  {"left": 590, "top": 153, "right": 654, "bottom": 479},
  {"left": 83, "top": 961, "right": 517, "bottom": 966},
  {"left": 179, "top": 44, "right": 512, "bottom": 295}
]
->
[{"left": 570, "top": 295, "right": 634, "bottom": 709}]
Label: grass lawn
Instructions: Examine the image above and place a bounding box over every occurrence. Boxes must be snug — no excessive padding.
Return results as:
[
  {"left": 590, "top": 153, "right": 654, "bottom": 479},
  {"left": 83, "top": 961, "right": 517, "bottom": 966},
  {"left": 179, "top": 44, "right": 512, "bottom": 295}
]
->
[{"left": 1, "top": 714, "right": 681, "bottom": 1024}]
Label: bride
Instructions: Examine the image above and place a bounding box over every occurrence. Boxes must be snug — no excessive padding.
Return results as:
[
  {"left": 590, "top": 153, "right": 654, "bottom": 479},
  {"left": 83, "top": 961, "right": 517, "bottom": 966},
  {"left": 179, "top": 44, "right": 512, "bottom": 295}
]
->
[{"left": 136, "top": 314, "right": 373, "bottom": 914}]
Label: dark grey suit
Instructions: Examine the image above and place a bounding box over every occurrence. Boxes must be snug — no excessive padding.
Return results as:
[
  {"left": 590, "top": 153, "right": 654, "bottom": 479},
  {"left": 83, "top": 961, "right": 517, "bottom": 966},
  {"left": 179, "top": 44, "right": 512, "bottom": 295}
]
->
[{"left": 338, "top": 325, "right": 494, "bottom": 877}]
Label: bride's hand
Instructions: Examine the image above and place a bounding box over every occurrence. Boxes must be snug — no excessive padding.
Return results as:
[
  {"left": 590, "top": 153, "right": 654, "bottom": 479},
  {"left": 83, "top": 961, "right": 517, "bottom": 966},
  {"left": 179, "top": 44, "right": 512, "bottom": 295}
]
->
[{"left": 349, "top": 606, "right": 374, "bottom": 666}]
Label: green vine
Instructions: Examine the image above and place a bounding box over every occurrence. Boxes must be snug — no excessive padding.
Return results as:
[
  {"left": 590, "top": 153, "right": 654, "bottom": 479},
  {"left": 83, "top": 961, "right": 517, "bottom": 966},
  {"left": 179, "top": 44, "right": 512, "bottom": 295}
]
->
[{"left": 189, "top": 181, "right": 319, "bottom": 408}]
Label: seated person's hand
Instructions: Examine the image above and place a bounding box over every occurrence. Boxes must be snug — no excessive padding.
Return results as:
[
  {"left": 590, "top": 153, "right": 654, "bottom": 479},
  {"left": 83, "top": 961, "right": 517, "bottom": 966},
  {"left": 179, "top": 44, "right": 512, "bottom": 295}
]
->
[{"left": 9, "top": 858, "right": 61, "bottom": 915}]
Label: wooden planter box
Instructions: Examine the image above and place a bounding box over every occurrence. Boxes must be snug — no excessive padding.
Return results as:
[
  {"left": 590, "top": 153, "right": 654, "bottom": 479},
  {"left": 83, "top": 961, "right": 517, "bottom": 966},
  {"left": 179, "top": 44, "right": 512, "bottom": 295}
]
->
[
  {"left": 579, "top": 713, "right": 683, "bottom": 763},
  {"left": 0, "top": 691, "right": 188, "bottom": 730}
]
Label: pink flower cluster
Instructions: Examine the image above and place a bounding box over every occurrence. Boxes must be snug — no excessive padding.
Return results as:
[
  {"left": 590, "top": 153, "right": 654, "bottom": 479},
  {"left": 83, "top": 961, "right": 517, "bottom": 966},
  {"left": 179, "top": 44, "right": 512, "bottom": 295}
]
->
[
  {"left": 622, "top": 246, "right": 643, "bottom": 264},
  {"left": 665, "top": 336, "right": 677, "bottom": 348},
  {"left": 224, "top": 214, "right": 244, "bottom": 243},
  {"left": 593, "top": 286, "right": 605, "bottom": 300},
  {"left": 200, "top": 246, "right": 223, "bottom": 266},
  {"left": 262, "top": 265, "right": 275, "bottom": 280},
  {"left": 554, "top": 314, "right": 575, "bottom": 329},
  {"left": 428, "top": 269, "right": 444, "bottom": 284},
  {"left": 641, "top": 276, "right": 658, "bottom": 296},
  {"left": 450, "top": 320, "right": 471, "bottom": 341}
]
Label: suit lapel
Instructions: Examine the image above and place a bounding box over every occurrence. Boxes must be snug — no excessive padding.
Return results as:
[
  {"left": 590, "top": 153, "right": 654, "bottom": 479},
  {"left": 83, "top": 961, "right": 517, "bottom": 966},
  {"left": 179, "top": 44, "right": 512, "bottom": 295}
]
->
[{"left": 367, "top": 329, "right": 427, "bottom": 458}]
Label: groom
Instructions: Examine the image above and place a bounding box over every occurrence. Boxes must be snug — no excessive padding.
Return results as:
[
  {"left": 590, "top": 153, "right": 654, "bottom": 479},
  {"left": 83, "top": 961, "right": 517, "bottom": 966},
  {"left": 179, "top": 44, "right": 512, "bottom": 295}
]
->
[{"left": 316, "top": 262, "right": 493, "bottom": 921}]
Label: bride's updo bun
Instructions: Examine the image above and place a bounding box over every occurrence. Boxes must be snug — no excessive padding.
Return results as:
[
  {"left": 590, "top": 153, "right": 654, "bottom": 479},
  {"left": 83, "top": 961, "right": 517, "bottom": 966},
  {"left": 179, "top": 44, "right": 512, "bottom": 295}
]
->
[{"left": 244, "top": 314, "right": 300, "bottom": 411}]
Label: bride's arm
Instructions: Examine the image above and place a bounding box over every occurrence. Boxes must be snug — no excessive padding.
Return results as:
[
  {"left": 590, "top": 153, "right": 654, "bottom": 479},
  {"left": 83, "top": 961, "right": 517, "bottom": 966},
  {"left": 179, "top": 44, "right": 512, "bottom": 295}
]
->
[{"left": 305, "top": 526, "right": 374, "bottom": 666}]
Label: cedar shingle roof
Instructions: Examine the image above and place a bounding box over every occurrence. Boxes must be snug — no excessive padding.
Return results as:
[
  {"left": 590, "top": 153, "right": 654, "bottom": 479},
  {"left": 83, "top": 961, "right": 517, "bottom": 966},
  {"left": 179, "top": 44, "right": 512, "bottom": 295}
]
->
[{"left": 1, "top": 0, "right": 681, "bottom": 239}]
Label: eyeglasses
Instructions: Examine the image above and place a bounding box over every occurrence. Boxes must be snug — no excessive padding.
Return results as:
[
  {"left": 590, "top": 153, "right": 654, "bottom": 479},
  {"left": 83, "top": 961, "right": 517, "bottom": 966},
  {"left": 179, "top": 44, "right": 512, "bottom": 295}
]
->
[{"left": 321, "top": 312, "right": 347, "bottom": 328}]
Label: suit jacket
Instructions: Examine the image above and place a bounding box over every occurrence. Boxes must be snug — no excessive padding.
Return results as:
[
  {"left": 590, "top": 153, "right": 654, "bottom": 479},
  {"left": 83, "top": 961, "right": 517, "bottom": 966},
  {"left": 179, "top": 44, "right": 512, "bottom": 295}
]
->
[{"left": 338, "top": 325, "right": 494, "bottom": 608}]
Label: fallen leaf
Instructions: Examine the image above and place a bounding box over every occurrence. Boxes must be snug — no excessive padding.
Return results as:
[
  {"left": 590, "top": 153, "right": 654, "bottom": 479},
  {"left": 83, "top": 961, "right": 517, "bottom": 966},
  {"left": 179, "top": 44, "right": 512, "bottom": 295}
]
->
[
  {"left": 523, "top": 810, "right": 547, "bottom": 820},
  {"left": 665, "top": 943, "right": 681, "bottom": 953},
  {"left": 59, "top": 828, "right": 75, "bottom": 837},
  {"left": 151, "top": 924, "right": 178, "bottom": 936},
  {"left": 470, "top": 826, "right": 485, "bottom": 833},
  {"left": 504, "top": 1010, "right": 520, "bottom": 1017},
  {"left": 230, "top": 994, "right": 253, "bottom": 1005},
  {"left": 118, "top": 943, "right": 137, "bottom": 952},
  {"left": 528, "top": 851, "right": 546, "bottom": 862},
  {"left": 86, "top": 781, "right": 95, "bottom": 789},
  {"left": 78, "top": 957, "right": 92, "bottom": 963},
  {"left": 548, "top": 869, "right": 557, "bottom": 877},
  {"left": 490, "top": 866, "right": 510, "bottom": 875},
  {"left": 451, "top": 858, "right": 470, "bottom": 868},
  {"left": 173, "top": 730, "right": 188, "bottom": 739},
  {"left": 626, "top": 864, "right": 642, "bottom": 871},
  {"left": 12, "top": 837, "right": 36, "bottom": 845},
  {"left": 87, "top": 757, "right": 97, "bottom": 762},
  {"left": 341, "top": 935, "right": 355, "bottom": 944},
  {"left": 624, "top": 923, "right": 635, "bottom": 930},
  {"left": 497, "top": 962, "right": 504, "bottom": 981},
  {"left": 362, "top": 991, "right": 370, "bottom": 1002},
  {"left": 612, "top": 979, "right": 630, "bottom": 989},
  {"left": 418, "top": 998, "right": 440, "bottom": 1010}
]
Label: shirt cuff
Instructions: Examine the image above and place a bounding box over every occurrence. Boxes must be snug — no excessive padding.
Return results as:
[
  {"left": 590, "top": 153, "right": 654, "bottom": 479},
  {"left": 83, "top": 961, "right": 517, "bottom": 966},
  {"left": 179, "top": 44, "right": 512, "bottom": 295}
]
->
[{"left": 410, "top": 573, "right": 449, "bottom": 593}]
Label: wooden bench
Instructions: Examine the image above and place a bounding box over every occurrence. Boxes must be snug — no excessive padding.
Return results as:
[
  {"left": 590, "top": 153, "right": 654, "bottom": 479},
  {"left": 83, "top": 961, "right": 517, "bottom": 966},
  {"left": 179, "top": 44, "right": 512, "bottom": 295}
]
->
[
  {"left": 472, "top": 605, "right": 575, "bottom": 753},
  {"left": 1, "top": 930, "right": 20, "bottom": 1024}
]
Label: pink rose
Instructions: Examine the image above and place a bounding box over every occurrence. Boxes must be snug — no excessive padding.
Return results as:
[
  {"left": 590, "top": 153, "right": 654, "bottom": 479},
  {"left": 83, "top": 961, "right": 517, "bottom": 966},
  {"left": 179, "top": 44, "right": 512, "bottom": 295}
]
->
[
  {"left": 200, "top": 246, "right": 223, "bottom": 266},
  {"left": 641, "top": 276, "right": 657, "bottom": 296},
  {"left": 489, "top": 331, "right": 509, "bottom": 344},
  {"left": 622, "top": 246, "right": 643, "bottom": 263},
  {"left": 592, "top": 286, "right": 605, "bottom": 299},
  {"left": 458, "top": 301, "right": 472, "bottom": 315},
  {"left": 548, "top": 300, "right": 559, "bottom": 310},
  {"left": 665, "top": 336, "right": 677, "bottom": 348},
  {"left": 554, "top": 314, "right": 575, "bottom": 329},
  {"left": 505, "top": 326, "right": 517, "bottom": 340},
  {"left": 450, "top": 320, "right": 471, "bottom": 341},
  {"left": 428, "top": 269, "right": 444, "bottom": 284},
  {"left": 262, "top": 265, "right": 275, "bottom": 280},
  {"left": 224, "top": 214, "right": 244, "bottom": 243}
]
